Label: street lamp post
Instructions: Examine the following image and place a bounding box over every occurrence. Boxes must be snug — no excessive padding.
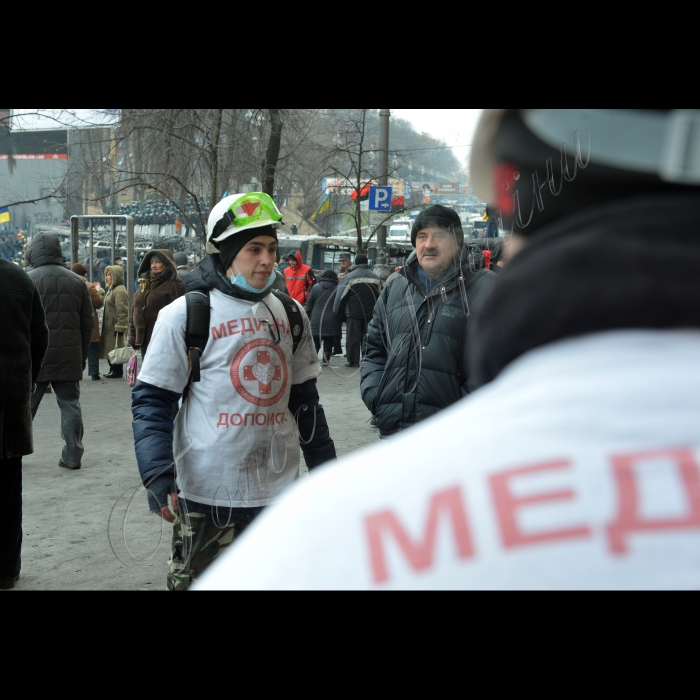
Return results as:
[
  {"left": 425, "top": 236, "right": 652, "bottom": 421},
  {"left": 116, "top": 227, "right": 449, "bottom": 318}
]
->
[{"left": 375, "top": 109, "right": 390, "bottom": 280}]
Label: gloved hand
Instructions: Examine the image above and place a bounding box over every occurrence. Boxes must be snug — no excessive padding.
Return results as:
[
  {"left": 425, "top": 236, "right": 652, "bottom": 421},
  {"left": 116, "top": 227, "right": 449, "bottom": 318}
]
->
[{"left": 146, "top": 474, "right": 178, "bottom": 515}]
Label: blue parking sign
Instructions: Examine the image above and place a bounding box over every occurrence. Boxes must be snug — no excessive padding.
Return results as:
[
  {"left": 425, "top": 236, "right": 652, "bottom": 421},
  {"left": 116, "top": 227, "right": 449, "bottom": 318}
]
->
[{"left": 369, "top": 186, "right": 392, "bottom": 211}]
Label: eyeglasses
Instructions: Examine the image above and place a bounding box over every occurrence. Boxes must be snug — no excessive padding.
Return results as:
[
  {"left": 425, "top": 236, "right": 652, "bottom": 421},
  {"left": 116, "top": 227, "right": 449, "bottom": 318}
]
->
[{"left": 211, "top": 192, "right": 283, "bottom": 241}]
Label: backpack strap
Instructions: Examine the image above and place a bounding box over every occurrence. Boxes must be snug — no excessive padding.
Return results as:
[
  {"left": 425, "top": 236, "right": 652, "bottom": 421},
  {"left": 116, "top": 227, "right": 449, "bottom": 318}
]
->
[
  {"left": 183, "top": 289, "right": 210, "bottom": 400},
  {"left": 271, "top": 288, "right": 304, "bottom": 355},
  {"left": 182, "top": 287, "right": 303, "bottom": 401}
]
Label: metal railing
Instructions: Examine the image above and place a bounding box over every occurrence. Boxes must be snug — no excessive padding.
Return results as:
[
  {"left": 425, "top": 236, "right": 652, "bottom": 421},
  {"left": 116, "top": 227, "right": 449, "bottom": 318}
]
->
[{"left": 70, "top": 215, "right": 135, "bottom": 312}]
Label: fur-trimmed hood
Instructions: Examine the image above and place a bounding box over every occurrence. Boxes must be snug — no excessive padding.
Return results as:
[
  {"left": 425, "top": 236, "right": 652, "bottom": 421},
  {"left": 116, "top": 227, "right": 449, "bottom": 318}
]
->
[{"left": 137, "top": 248, "right": 178, "bottom": 281}]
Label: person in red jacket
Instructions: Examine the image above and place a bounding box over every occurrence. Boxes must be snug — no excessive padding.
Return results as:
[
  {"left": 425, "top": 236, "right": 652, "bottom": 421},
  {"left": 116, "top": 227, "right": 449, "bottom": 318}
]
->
[{"left": 284, "top": 250, "right": 315, "bottom": 306}]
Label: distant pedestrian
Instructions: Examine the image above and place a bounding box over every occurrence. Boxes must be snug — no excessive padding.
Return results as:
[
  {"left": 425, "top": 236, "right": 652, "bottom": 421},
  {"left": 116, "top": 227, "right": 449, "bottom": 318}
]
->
[
  {"left": 305, "top": 269, "right": 343, "bottom": 365},
  {"left": 283, "top": 251, "right": 315, "bottom": 307},
  {"left": 336, "top": 252, "right": 352, "bottom": 281},
  {"left": 99, "top": 265, "right": 130, "bottom": 378},
  {"left": 334, "top": 253, "right": 382, "bottom": 368},
  {"left": 174, "top": 251, "right": 190, "bottom": 281},
  {"left": 72, "top": 263, "right": 105, "bottom": 380},
  {"left": 128, "top": 249, "right": 185, "bottom": 359},
  {"left": 290, "top": 223, "right": 298, "bottom": 236},
  {"left": 0, "top": 259, "right": 49, "bottom": 589},
  {"left": 175, "top": 217, "right": 182, "bottom": 235},
  {"left": 26, "top": 233, "right": 94, "bottom": 470}
]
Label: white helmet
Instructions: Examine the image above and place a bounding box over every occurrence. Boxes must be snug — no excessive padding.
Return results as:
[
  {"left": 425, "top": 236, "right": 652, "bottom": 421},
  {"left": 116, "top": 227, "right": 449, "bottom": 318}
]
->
[
  {"left": 469, "top": 109, "right": 700, "bottom": 236},
  {"left": 207, "top": 192, "right": 283, "bottom": 245}
]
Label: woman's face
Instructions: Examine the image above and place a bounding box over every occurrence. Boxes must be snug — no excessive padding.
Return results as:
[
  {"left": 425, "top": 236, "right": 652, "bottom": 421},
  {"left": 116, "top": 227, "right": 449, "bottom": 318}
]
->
[
  {"left": 151, "top": 259, "right": 165, "bottom": 275},
  {"left": 106, "top": 271, "right": 112, "bottom": 285},
  {"left": 228, "top": 235, "right": 277, "bottom": 289}
]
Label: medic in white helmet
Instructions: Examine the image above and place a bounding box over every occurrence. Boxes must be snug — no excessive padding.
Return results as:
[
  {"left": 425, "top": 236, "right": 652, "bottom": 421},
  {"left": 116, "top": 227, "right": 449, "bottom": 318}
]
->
[{"left": 131, "top": 192, "right": 336, "bottom": 590}]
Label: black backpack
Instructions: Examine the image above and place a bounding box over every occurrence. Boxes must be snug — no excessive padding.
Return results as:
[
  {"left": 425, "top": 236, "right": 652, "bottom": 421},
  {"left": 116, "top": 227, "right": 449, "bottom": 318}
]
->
[{"left": 183, "top": 288, "right": 304, "bottom": 399}]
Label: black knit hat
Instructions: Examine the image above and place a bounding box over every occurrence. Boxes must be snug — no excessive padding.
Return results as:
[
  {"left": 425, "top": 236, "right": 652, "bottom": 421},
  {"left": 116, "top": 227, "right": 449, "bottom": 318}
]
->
[
  {"left": 218, "top": 224, "right": 278, "bottom": 271},
  {"left": 355, "top": 253, "right": 368, "bottom": 265},
  {"left": 411, "top": 204, "right": 464, "bottom": 247}
]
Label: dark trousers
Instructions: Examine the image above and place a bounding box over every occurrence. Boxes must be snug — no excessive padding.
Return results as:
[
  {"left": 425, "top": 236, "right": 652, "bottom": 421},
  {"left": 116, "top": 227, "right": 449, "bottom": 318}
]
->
[
  {"left": 31, "top": 381, "right": 84, "bottom": 467},
  {"left": 0, "top": 457, "right": 22, "bottom": 580},
  {"left": 107, "top": 360, "right": 123, "bottom": 377},
  {"left": 313, "top": 336, "right": 335, "bottom": 361},
  {"left": 346, "top": 318, "right": 368, "bottom": 364},
  {"left": 88, "top": 341, "right": 100, "bottom": 376},
  {"left": 333, "top": 327, "right": 343, "bottom": 355}
]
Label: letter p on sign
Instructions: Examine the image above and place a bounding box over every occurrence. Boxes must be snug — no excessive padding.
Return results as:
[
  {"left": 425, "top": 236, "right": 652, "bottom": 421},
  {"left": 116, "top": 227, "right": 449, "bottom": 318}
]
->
[{"left": 369, "top": 186, "right": 392, "bottom": 211}]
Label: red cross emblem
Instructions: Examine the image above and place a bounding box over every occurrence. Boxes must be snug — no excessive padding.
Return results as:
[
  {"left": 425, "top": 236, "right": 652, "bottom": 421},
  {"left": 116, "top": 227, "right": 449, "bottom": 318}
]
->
[
  {"left": 242, "top": 350, "right": 282, "bottom": 395},
  {"left": 230, "top": 338, "right": 288, "bottom": 407}
]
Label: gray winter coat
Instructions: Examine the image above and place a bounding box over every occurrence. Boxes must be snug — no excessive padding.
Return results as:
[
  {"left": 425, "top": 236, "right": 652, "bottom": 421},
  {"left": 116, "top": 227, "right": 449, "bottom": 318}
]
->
[
  {"left": 360, "top": 245, "right": 495, "bottom": 437},
  {"left": 26, "top": 233, "right": 94, "bottom": 383}
]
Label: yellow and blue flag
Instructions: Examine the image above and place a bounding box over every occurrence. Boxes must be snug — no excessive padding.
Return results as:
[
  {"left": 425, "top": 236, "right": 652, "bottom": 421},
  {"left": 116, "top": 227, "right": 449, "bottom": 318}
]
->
[
  {"left": 310, "top": 194, "right": 331, "bottom": 222},
  {"left": 0, "top": 207, "right": 10, "bottom": 224}
]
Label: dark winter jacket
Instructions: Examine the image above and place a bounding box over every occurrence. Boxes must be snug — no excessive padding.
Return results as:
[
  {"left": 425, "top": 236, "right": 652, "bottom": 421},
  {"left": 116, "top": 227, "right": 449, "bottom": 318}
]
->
[
  {"left": 132, "top": 253, "right": 336, "bottom": 505},
  {"left": 306, "top": 273, "right": 343, "bottom": 339},
  {"left": 470, "top": 191, "right": 700, "bottom": 387},
  {"left": 26, "top": 233, "right": 94, "bottom": 383},
  {"left": 333, "top": 263, "right": 382, "bottom": 321},
  {"left": 174, "top": 252, "right": 190, "bottom": 281},
  {"left": 128, "top": 249, "right": 185, "bottom": 354},
  {"left": 272, "top": 268, "right": 288, "bottom": 293},
  {"left": 0, "top": 259, "right": 49, "bottom": 458},
  {"left": 360, "top": 244, "right": 495, "bottom": 438}
]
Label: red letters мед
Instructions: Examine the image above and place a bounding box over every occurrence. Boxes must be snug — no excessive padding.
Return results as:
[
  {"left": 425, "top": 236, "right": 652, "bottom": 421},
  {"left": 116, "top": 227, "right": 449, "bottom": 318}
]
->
[
  {"left": 211, "top": 323, "right": 226, "bottom": 341},
  {"left": 365, "top": 486, "right": 474, "bottom": 584},
  {"left": 489, "top": 460, "right": 591, "bottom": 549},
  {"left": 606, "top": 448, "right": 700, "bottom": 554}
]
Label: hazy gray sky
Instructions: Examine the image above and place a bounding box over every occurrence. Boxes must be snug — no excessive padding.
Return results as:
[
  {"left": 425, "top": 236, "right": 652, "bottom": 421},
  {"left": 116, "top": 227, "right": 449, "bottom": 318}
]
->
[{"left": 390, "top": 109, "right": 483, "bottom": 167}]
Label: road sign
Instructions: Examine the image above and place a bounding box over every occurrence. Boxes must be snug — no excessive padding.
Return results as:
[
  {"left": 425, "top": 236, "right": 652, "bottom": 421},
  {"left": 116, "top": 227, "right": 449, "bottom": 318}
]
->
[
  {"left": 369, "top": 210, "right": 392, "bottom": 226},
  {"left": 369, "top": 186, "right": 392, "bottom": 211}
]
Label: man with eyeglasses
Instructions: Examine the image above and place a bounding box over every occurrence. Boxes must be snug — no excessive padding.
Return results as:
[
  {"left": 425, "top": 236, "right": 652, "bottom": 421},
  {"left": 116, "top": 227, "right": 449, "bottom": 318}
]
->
[{"left": 131, "top": 192, "right": 336, "bottom": 590}]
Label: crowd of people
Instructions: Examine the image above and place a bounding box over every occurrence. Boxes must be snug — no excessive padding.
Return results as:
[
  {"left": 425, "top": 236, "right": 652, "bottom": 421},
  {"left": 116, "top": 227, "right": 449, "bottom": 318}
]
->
[
  {"left": 3, "top": 109, "right": 699, "bottom": 590},
  {"left": 117, "top": 197, "right": 204, "bottom": 232},
  {"left": 0, "top": 231, "right": 28, "bottom": 264}
]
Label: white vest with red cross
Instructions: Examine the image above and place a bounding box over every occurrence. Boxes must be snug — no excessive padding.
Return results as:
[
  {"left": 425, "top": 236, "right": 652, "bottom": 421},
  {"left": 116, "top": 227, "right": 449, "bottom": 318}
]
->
[{"left": 137, "top": 288, "right": 321, "bottom": 508}]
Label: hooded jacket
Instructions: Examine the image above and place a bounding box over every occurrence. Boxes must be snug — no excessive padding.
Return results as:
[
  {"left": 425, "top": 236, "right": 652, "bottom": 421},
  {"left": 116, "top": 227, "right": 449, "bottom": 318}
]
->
[
  {"left": 26, "top": 233, "right": 94, "bottom": 383},
  {"left": 284, "top": 250, "right": 315, "bottom": 306},
  {"left": 360, "top": 244, "right": 495, "bottom": 437},
  {"left": 99, "top": 265, "right": 129, "bottom": 360},
  {"left": 128, "top": 249, "right": 185, "bottom": 352},
  {"left": 0, "top": 259, "right": 49, "bottom": 458},
  {"left": 306, "top": 272, "right": 344, "bottom": 339}
]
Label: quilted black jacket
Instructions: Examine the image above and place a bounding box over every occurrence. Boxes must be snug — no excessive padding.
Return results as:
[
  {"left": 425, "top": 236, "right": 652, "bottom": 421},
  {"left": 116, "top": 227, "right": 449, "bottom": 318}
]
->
[
  {"left": 26, "top": 233, "right": 94, "bottom": 383},
  {"left": 360, "top": 245, "right": 495, "bottom": 437}
]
